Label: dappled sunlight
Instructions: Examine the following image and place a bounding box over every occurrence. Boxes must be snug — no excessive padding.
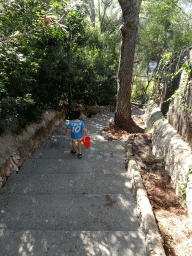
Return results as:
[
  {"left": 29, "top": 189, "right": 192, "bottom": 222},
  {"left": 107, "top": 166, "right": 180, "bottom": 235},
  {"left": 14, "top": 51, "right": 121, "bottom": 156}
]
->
[
  {"left": 0, "top": 110, "right": 147, "bottom": 254},
  {"left": 124, "top": 181, "right": 132, "bottom": 189},
  {"left": 19, "top": 230, "right": 35, "bottom": 255},
  {"left": 78, "top": 231, "right": 145, "bottom": 255},
  {"left": 0, "top": 223, "right": 7, "bottom": 230},
  {"left": 91, "top": 135, "right": 106, "bottom": 141},
  {"left": 117, "top": 194, "right": 132, "bottom": 211},
  {"left": 0, "top": 228, "right": 145, "bottom": 255},
  {"left": 132, "top": 109, "right": 144, "bottom": 116}
]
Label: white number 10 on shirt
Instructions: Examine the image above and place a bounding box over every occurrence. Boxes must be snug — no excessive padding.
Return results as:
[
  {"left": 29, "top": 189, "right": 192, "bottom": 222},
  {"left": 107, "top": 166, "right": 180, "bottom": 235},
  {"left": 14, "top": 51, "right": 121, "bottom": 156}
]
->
[{"left": 72, "top": 126, "right": 81, "bottom": 133}]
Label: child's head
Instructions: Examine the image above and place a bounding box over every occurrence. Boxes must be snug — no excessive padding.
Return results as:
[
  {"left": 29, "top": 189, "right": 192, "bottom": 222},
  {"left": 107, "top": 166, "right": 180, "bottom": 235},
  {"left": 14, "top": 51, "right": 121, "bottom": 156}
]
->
[{"left": 72, "top": 110, "right": 81, "bottom": 120}]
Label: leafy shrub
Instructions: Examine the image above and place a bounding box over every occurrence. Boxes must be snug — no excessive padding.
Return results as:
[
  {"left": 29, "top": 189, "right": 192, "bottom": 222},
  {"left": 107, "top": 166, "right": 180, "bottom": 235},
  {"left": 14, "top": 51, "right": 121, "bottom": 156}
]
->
[
  {"left": 131, "top": 77, "right": 152, "bottom": 104},
  {"left": 0, "top": 0, "right": 120, "bottom": 136}
]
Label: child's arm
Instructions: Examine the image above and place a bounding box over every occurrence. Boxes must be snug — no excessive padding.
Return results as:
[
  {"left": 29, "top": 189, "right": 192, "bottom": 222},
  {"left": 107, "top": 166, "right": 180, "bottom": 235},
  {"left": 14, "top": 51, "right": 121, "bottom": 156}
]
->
[
  {"left": 66, "top": 128, "right": 70, "bottom": 136},
  {"left": 82, "top": 127, "right": 87, "bottom": 136}
]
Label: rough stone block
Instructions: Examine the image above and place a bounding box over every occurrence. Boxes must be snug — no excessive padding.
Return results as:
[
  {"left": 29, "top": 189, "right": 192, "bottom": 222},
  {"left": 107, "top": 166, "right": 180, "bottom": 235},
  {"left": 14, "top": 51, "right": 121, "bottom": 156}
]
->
[
  {"left": 148, "top": 109, "right": 192, "bottom": 223},
  {"left": 80, "top": 113, "right": 87, "bottom": 121},
  {"left": 128, "top": 159, "right": 166, "bottom": 256},
  {"left": 147, "top": 108, "right": 164, "bottom": 129},
  {"left": 0, "top": 110, "right": 66, "bottom": 186}
]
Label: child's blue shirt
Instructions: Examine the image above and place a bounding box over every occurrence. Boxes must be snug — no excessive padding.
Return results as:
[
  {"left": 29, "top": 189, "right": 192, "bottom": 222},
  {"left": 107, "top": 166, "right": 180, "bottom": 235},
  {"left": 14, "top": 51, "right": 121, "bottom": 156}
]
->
[{"left": 67, "top": 120, "right": 85, "bottom": 139}]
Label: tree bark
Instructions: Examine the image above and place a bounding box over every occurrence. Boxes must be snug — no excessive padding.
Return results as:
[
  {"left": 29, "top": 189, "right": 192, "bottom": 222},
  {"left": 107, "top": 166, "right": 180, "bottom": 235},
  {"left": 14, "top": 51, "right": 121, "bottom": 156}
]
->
[
  {"left": 115, "top": 0, "right": 143, "bottom": 132},
  {"left": 90, "top": 0, "right": 95, "bottom": 27}
]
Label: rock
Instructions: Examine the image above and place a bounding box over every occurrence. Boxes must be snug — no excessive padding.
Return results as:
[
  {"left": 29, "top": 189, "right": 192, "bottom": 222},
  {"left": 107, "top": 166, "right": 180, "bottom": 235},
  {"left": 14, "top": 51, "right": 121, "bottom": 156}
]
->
[
  {"left": 144, "top": 100, "right": 158, "bottom": 125},
  {"left": 126, "top": 134, "right": 134, "bottom": 145},
  {"left": 140, "top": 156, "right": 164, "bottom": 164},
  {"left": 10, "top": 157, "right": 19, "bottom": 173},
  {"left": 80, "top": 113, "right": 87, "bottom": 121},
  {"left": 125, "top": 143, "right": 133, "bottom": 155},
  {"left": 146, "top": 107, "right": 164, "bottom": 129}
]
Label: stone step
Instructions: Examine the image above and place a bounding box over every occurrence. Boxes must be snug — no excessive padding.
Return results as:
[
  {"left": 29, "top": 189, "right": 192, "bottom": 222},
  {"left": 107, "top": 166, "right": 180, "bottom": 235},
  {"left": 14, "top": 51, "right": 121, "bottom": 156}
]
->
[
  {"left": 1, "top": 172, "right": 131, "bottom": 195},
  {"left": 0, "top": 194, "right": 138, "bottom": 231},
  {"left": 29, "top": 148, "right": 125, "bottom": 161},
  {"left": 32, "top": 139, "right": 125, "bottom": 159},
  {"left": 20, "top": 158, "right": 127, "bottom": 174},
  {"left": 0, "top": 173, "right": 94, "bottom": 195},
  {"left": 0, "top": 111, "right": 147, "bottom": 256},
  {"left": 0, "top": 230, "right": 146, "bottom": 256}
]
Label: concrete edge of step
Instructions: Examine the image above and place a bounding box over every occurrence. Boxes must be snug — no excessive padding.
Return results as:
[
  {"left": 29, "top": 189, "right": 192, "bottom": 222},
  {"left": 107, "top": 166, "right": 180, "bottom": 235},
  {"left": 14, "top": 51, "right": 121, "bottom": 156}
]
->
[{"left": 128, "top": 159, "right": 166, "bottom": 256}]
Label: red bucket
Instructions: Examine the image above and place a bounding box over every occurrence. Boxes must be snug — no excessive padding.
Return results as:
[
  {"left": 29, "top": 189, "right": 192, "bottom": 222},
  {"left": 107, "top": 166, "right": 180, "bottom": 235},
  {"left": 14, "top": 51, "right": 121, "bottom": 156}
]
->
[{"left": 82, "top": 136, "right": 91, "bottom": 148}]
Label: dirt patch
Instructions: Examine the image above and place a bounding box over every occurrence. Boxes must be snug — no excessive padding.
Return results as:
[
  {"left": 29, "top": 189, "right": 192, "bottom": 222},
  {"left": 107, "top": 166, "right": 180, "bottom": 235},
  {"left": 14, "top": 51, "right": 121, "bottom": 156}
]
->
[
  {"left": 103, "top": 122, "right": 130, "bottom": 141},
  {"left": 103, "top": 112, "right": 192, "bottom": 256},
  {"left": 103, "top": 114, "right": 145, "bottom": 142}
]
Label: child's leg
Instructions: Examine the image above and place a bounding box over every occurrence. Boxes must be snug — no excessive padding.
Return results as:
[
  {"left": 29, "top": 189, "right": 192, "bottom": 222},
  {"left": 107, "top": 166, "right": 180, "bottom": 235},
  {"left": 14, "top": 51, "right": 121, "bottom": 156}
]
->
[
  {"left": 72, "top": 139, "right": 76, "bottom": 152},
  {"left": 77, "top": 140, "right": 82, "bottom": 154}
]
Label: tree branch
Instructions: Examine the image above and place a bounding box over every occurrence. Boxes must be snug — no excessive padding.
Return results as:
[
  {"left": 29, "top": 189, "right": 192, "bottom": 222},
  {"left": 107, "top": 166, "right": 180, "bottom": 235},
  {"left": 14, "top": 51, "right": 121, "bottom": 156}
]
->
[
  {"left": 0, "top": 61, "right": 16, "bottom": 64},
  {"left": 0, "top": 2, "right": 71, "bottom": 42},
  {"left": 171, "top": 0, "right": 192, "bottom": 20},
  {"left": 100, "top": 0, "right": 112, "bottom": 33}
]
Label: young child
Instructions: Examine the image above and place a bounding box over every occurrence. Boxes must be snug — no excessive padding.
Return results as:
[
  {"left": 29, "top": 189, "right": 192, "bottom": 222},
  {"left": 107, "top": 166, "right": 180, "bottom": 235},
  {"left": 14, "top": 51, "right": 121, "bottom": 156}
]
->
[{"left": 66, "top": 110, "right": 87, "bottom": 158}]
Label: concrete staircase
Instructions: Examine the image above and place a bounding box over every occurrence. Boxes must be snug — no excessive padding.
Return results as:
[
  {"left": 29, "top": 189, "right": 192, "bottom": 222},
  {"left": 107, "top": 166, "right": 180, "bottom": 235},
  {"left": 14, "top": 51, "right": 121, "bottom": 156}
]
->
[{"left": 0, "top": 112, "right": 146, "bottom": 255}]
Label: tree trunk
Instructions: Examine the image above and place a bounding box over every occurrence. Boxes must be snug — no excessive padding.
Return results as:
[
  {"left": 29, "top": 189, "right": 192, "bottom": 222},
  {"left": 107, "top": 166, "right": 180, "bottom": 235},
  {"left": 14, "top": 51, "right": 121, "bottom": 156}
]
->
[
  {"left": 115, "top": 0, "right": 143, "bottom": 132},
  {"left": 90, "top": 0, "right": 95, "bottom": 27},
  {"left": 98, "top": 0, "right": 101, "bottom": 22},
  {"left": 100, "top": 0, "right": 110, "bottom": 34}
]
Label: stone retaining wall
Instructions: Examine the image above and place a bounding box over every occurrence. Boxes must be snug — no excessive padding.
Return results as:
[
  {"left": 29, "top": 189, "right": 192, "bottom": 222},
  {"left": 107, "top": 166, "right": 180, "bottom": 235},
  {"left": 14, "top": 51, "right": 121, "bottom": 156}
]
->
[
  {"left": 0, "top": 105, "right": 112, "bottom": 187},
  {"left": 155, "top": 48, "right": 192, "bottom": 147},
  {"left": 167, "top": 56, "right": 192, "bottom": 147},
  {"left": 128, "top": 159, "right": 166, "bottom": 256},
  {"left": 144, "top": 101, "right": 192, "bottom": 221},
  {"left": 0, "top": 110, "right": 66, "bottom": 187},
  {"left": 158, "top": 49, "right": 190, "bottom": 115},
  {"left": 125, "top": 136, "right": 165, "bottom": 255}
]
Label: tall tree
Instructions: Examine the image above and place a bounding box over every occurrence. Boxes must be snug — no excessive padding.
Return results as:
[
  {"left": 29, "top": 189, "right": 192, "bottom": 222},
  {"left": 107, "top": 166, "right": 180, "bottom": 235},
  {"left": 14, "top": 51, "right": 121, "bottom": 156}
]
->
[
  {"left": 82, "top": 0, "right": 96, "bottom": 26},
  {"left": 137, "top": 0, "right": 192, "bottom": 65},
  {"left": 115, "top": 0, "right": 143, "bottom": 132},
  {"left": 99, "top": 0, "right": 122, "bottom": 34},
  {"left": 90, "top": 0, "right": 95, "bottom": 26}
]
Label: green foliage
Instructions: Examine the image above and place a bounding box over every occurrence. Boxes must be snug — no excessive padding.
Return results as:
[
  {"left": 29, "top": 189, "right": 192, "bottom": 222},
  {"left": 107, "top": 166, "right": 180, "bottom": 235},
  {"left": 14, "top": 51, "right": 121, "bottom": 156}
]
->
[
  {"left": 0, "top": 0, "right": 71, "bottom": 132},
  {"left": 97, "top": 0, "right": 122, "bottom": 34},
  {"left": 0, "top": 0, "right": 120, "bottom": 134},
  {"left": 178, "top": 168, "right": 192, "bottom": 205},
  {"left": 180, "top": 183, "right": 187, "bottom": 202},
  {"left": 166, "top": 58, "right": 192, "bottom": 111},
  {"left": 152, "top": 50, "right": 192, "bottom": 110},
  {"left": 137, "top": 0, "right": 192, "bottom": 65},
  {"left": 179, "top": 172, "right": 189, "bottom": 206},
  {"left": 68, "top": 27, "right": 120, "bottom": 105},
  {"left": 131, "top": 77, "right": 153, "bottom": 104}
]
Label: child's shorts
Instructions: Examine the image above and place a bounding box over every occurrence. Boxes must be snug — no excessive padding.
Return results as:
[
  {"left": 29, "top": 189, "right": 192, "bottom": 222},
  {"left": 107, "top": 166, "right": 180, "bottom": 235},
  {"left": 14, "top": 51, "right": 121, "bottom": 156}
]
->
[{"left": 72, "top": 138, "right": 82, "bottom": 142}]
